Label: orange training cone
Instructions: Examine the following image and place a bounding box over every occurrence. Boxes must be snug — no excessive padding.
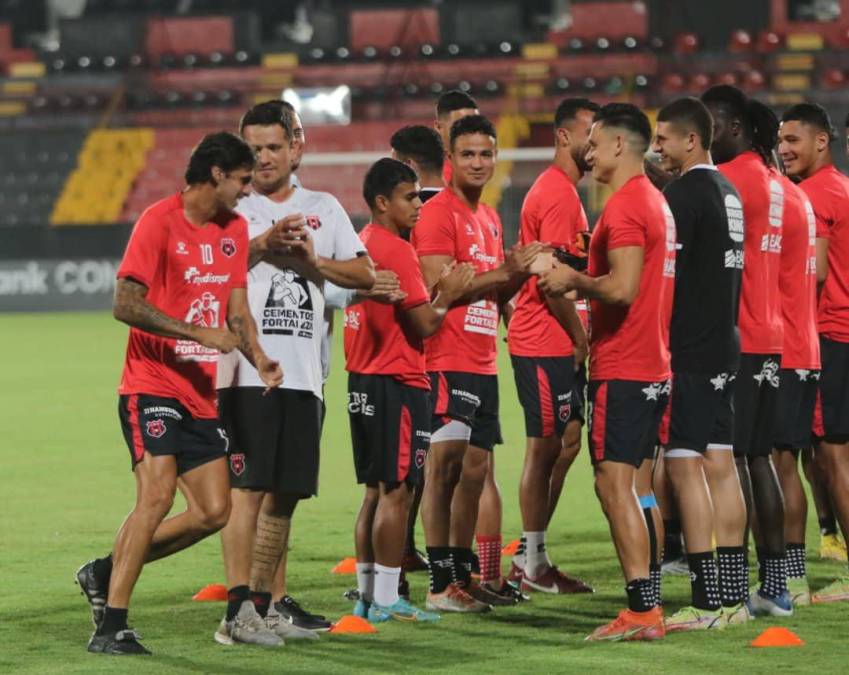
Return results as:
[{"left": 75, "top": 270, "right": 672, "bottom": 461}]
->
[
  {"left": 329, "top": 615, "right": 377, "bottom": 634},
  {"left": 331, "top": 556, "right": 358, "bottom": 574},
  {"left": 750, "top": 627, "right": 804, "bottom": 648},
  {"left": 502, "top": 539, "right": 520, "bottom": 556},
  {"left": 193, "top": 583, "right": 228, "bottom": 601}
]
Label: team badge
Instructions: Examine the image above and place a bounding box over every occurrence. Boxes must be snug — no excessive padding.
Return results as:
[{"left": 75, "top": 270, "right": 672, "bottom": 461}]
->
[
  {"left": 491, "top": 225, "right": 499, "bottom": 239},
  {"left": 145, "top": 419, "right": 166, "bottom": 438},
  {"left": 415, "top": 447, "right": 427, "bottom": 468},
  {"left": 221, "top": 238, "right": 236, "bottom": 257},
  {"left": 558, "top": 404, "right": 571, "bottom": 423},
  {"left": 306, "top": 215, "right": 322, "bottom": 230},
  {"left": 230, "top": 452, "right": 246, "bottom": 476}
]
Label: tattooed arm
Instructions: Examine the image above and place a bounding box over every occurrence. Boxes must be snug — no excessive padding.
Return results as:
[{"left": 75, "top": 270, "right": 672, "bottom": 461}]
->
[
  {"left": 227, "top": 287, "right": 283, "bottom": 390},
  {"left": 113, "top": 278, "right": 239, "bottom": 352}
]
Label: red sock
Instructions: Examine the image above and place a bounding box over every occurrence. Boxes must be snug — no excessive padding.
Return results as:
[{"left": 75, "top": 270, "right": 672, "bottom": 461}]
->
[{"left": 476, "top": 534, "right": 502, "bottom": 583}]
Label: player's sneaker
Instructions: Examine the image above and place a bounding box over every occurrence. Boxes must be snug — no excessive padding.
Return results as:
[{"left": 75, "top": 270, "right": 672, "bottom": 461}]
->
[
  {"left": 398, "top": 573, "right": 411, "bottom": 600},
  {"left": 214, "top": 601, "right": 283, "bottom": 646},
  {"left": 720, "top": 602, "right": 753, "bottom": 625},
  {"left": 506, "top": 561, "right": 524, "bottom": 585},
  {"left": 484, "top": 580, "right": 529, "bottom": 603},
  {"left": 747, "top": 589, "right": 793, "bottom": 617},
  {"left": 585, "top": 607, "right": 665, "bottom": 642},
  {"left": 521, "top": 565, "right": 594, "bottom": 594},
  {"left": 463, "top": 579, "right": 517, "bottom": 606},
  {"left": 426, "top": 583, "right": 491, "bottom": 613},
  {"left": 344, "top": 588, "right": 361, "bottom": 602},
  {"left": 402, "top": 549, "right": 429, "bottom": 573},
  {"left": 353, "top": 598, "right": 370, "bottom": 619},
  {"left": 812, "top": 576, "right": 849, "bottom": 604},
  {"left": 75, "top": 559, "right": 109, "bottom": 628},
  {"left": 273, "top": 595, "right": 332, "bottom": 632},
  {"left": 369, "top": 597, "right": 441, "bottom": 623},
  {"left": 87, "top": 628, "right": 151, "bottom": 655},
  {"left": 820, "top": 533, "right": 847, "bottom": 561},
  {"left": 787, "top": 577, "right": 811, "bottom": 606},
  {"left": 661, "top": 557, "right": 689, "bottom": 576},
  {"left": 663, "top": 606, "right": 724, "bottom": 632},
  {"left": 266, "top": 604, "right": 319, "bottom": 640}
]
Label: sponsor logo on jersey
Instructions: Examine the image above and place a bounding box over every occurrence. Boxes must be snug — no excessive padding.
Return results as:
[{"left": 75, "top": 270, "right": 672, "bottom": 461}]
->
[
  {"left": 143, "top": 405, "right": 183, "bottom": 420},
  {"left": 464, "top": 299, "right": 498, "bottom": 336},
  {"left": 145, "top": 419, "right": 166, "bottom": 438},
  {"left": 306, "top": 215, "right": 322, "bottom": 230},
  {"left": 261, "top": 270, "right": 314, "bottom": 338},
  {"left": 184, "top": 266, "right": 230, "bottom": 285},
  {"left": 754, "top": 359, "right": 780, "bottom": 388},
  {"left": 451, "top": 388, "right": 481, "bottom": 407},
  {"left": 348, "top": 391, "right": 375, "bottom": 416},
  {"left": 724, "top": 249, "right": 744, "bottom": 269},
  {"left": 230, "top": 452, "right": 245, "bottom": 476},
  {"left": 768, "top": 179, "right": 784, "bottom": 228},
  {"left": 175, "top": 292, "right": 221, "bottom": 362},
  {"left": 176, "top": 241, "right": 189, "bottom": 255},
  {"left": 724, "top": 194, "right": 745, "bottom": 243},
  {"left": 221, "top": 238, "right": 236, "bottom": 257}
]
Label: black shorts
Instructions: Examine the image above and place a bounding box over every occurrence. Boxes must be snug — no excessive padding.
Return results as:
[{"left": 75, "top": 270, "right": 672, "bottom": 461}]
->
[
  {"left": 348, "top": 373, "right": 430, "bottom": 486},
  {"left": 511, "top": 355, "right": 582, "bottom": 438},
  {"left": 774, "top": 368, "right": 819, "bottom": 450},
  {"left": 733, "top": 354, "right": 780, "bottom": 457},
  {"left": 814, "top": 335, "right": 849, "bottom": 442},
  {"left": 429, "top": 371, "right": 502, "bottom": 451},
  {"left": 662, "top": 371, "right": 735, "bottom": 452},
  {"left": 118, "top": 394, "right": 228, "bottom": 475},
  {"left": 587, "top": 379, "right": 670, "bottom": 467},
  {"left": 218, "top": 387, "right": 322, "bottom": 496}
]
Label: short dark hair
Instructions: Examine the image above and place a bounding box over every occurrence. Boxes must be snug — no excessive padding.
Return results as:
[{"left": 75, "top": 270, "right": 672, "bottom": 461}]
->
[
  {"left": 363, "top": 157, "right": 418, "bottom": 209},
  {"left": 702, "top": 85, "right": 778, "bottom": 162},
  {"left": 238, "top": 100, "right": 293, "bottom": 139},
  {"left": 593, "top": 102, "right": 652, "bottom": 151},
  {"left": 554, "top": 97, "right": 600, "bottom": 129},
  {"left": 390, "top": 125, "right": 445, "bottom": 173},
  {"left": 701, "top": 84, "right": 748, "bottom": 123},
  {"left": 449, "top": 114, "right": 497, "bottom": 149},
  {"left": 436, "top": 90, "right": 478, "bottom": 118},
  {"left": 184, "top": 131, "right": 255, "bottom": 185},
  {"left": 782, "top": 102, "right": 836, "bottom": 143},
  {"left": 657, "top": 97, "right": 714, "bottom": 150}
]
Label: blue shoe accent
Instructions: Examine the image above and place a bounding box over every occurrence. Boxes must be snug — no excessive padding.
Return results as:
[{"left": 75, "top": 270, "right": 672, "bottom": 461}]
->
[
  {"left": 371, "top": 597, "right": 441, "bottom": 623},
  {"left": 366, "top": 604, "right": 392, "bottom": 623},
  {"left": 353, "top": 599, "right": 372, "bottom": 619},
  {"left": 748, "top": 589, "right": 793, "bottom": 617}
]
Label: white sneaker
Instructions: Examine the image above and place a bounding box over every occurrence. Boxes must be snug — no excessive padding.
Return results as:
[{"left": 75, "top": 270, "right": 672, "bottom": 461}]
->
[
  {"left": 214, "top": 600, "right": 283, "bottom": 646},
  {"left": 266, "top": 605, "right": 319, "bottom": 640}
]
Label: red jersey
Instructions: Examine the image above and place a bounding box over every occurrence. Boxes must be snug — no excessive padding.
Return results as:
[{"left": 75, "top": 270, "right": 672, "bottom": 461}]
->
[
  {"left": 718, "top": 152, "right": 784, "bottom": 354},
  {"left": 800, "top": 164, "right": 849, "bottom": 342},
  {"left": 411, "top": 187, "right": 504, "bottom": 374},
  {"left": 508, "top": 165, "right": 588, "bottom": 357},
  {"left": 344, "top": 224, "right": 431, "bottom": 389},
  {"left": 588, "top": 175, "right": 675, "bottom": 381},
  {"left": 442, "top": 157, "right": 452, "bottom": 186},
  {"left": 117, "top": 193, "right": 248, "bottom": 419},
  {"left": 779, "top": 177, "right": 820, "bottom": 369}
]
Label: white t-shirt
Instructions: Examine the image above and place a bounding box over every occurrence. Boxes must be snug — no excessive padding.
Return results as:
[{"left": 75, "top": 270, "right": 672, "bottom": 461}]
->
[{"left": 217, "top": 187, "right": 365, "bottom": 398}]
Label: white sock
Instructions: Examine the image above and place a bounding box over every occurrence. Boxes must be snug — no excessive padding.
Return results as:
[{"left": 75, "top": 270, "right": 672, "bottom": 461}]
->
[
  {"left": 373, "top": 564, "right": 401, "bottom": 607},
  {"left": 356, "top": 562, "right": 375, "bottom": 602},
  {"left": 525, "top": 531, "right": 550, "bottom": 578},
  {"left": 513, "top": 535, "right": 527, "bottom": 570}
]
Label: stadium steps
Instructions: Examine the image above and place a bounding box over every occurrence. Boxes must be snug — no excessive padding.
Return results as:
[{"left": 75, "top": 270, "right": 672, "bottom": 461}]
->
[{"left": 51, "top": 128, "right": 154, "bottom": 225}]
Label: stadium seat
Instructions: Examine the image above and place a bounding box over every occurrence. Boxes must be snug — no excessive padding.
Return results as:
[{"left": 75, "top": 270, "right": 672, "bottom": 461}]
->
[
  {"left": 729, "top": 30, "right": 753, "bottom": 52},
  {"left": 674, "top": 32, "right": 700, "bottom": 55}
]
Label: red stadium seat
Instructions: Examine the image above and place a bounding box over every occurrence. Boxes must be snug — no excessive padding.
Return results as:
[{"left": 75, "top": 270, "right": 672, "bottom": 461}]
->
[
  {"left": 661, "top": 73, "right": 685, "bottom": 92},
  {"left": 715, "top": 72, "right": 739, "bottom": 86},
  {"left": 756, "top": 31, "right": 783, "bottom": 53},
  {"left": 674, "top": 32, "right": 700, "bottom": 55},
  {"left": 821, "top": 68, "right": 846, "bottom": 90},
  {"left": 689, "top": 72, "right": 711, "bottom": 90},
  {"left": 742, "top": 69, "right": 767, "bottom": 91},
  {"left": 729, "top": 30, "right": 753, "bottom": 53}
]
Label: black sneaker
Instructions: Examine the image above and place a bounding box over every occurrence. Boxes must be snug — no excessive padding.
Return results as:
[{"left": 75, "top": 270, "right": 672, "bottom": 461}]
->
[
  {"left": 471, "top": 552, "right": 481, "bottom": 576},
  {"left": 273, "top": 595, "right": 331, "bottom": 632},
  {"left": 87, "top": 629, "right": 151, "bottom": 655},
  {"left": 76, "top": 559, "right": 109, "bottom": 628},
  {"left": 343, "top": 588, "right": 361, "bottom": 602}
]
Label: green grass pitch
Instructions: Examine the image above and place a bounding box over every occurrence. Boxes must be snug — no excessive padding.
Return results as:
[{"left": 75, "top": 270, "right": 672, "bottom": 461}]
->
[{"left": 1, "top": 311, "right": 846, "bottom": 673}]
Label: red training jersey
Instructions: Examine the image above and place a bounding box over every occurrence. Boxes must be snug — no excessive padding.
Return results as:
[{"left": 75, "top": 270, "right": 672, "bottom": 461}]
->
[
  {"left": 799, "top": 164, "right": 849, "bottom": 342},
  {"left": 117, "top": 193, "right": 248, "bottom": 419},
  {"left": 778, "top": 177, "right": 820, "bottom": 369},
  {"left": 508, "top": 165, "right": 588, "bottom": 357},
  {"left": 717, "top": 152, "right": 784, "bottom": 354},
  {"left": 588, "top": 175, "right": 675, "bottom": 382},
  {"left": 344, "top": 224, "right": 431, "bottom": 389},
  {"left": 411, "top": 188, "right": 504, "bottom": 375}
]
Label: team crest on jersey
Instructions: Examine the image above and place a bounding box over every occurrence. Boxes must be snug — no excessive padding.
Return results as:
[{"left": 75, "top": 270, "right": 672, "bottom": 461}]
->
[
  {"left": 306, "top": 215, "right": 322, "bottom": 230},
  {"left": 220, "top": 238, "right": 236, "bottom": 257},
  {"left": 491, "top": 224, "right": 499, "bottom": 239},
  {"left": 415, "top": 447, "right": 427, "bottom": 468},
  {"left": 145, "top": 419, "right": 166, "bottom": 438},
  {"left": 230, "top": 452, "right": 246, "bottom": 476}
]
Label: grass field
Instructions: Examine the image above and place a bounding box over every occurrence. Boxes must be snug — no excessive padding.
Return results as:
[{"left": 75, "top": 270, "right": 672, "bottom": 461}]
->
[{"left": 1, "top": 311, "right": 847, "bottom": 673}]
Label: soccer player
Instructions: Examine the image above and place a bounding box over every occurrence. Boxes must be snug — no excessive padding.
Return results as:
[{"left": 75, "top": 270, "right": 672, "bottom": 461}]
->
[
  {"left": 76, "top": 132, "right": 283, "bottom": 654},
  {"left": 700, "top": 85, "right": 792, "bottom": 616},
  {"left": 413, "top": 114, "right": 541, "bottom": 611},
  {"left": 781, "top": 102, "right": 849, "bottom": 602},
  {"left": 505, "top": 97, "right": 597, "bottom": 594},
  {"left": 434, "top": 90, "right": 479, "bottom": 186},
  {"left": 391, "top": 124, "right": 446, "bottom": 204},
  {"left": 651, "top": 97, "right": 748, "bottom": 630},
  {"left": 346, "top": 158, "right": 475, "bottom": 622},
  {"left": 215, "top": 102, "right": 376, "bottom": 643},
  {"left": 539, "top": 103, "right": 674, "bottom": 641}
]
